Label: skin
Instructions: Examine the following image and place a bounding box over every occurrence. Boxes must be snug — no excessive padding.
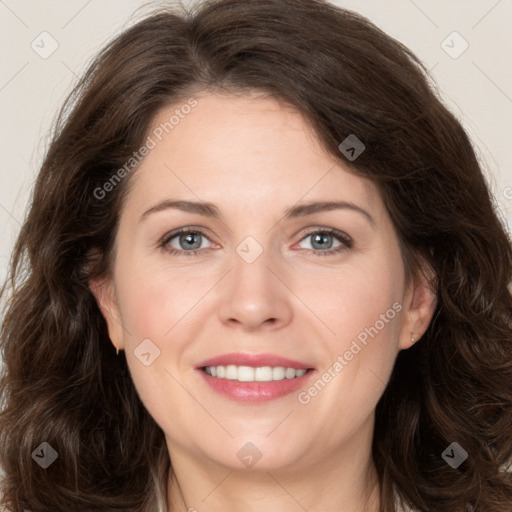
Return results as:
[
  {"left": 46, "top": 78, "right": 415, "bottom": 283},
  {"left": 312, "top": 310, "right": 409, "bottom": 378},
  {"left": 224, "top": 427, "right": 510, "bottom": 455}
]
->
[{"left": 90, "top": 91, "right": 436, "bottom": 512}]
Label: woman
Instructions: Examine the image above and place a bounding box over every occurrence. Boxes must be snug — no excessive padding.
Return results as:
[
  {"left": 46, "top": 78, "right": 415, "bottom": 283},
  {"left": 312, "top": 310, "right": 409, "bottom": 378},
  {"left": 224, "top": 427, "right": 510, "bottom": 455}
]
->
[{"left": 1, "top": 0, "right": 511, "bottom": 511}]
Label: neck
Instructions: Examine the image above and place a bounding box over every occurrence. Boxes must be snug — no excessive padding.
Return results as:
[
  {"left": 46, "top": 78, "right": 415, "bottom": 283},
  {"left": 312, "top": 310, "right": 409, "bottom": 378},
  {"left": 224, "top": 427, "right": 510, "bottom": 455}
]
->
[{"left": 165, "top": 424, "right": 380, "bottom": 512}]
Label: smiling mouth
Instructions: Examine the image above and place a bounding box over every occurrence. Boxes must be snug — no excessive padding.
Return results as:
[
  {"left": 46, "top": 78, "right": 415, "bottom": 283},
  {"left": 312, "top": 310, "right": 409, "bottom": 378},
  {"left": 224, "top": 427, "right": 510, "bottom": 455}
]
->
[{"left": 201, "top": 365, "right": 313, "bottom": 382}]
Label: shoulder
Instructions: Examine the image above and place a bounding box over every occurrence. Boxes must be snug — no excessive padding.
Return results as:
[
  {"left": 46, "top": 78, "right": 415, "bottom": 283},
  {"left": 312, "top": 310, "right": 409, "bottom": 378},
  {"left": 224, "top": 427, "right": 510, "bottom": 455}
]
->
[
  {"left": 395, "top": 502, "right": 418, "bottom": 512},
  {"left": 393, "top": 487, "right": 418, "bottom": 512}
]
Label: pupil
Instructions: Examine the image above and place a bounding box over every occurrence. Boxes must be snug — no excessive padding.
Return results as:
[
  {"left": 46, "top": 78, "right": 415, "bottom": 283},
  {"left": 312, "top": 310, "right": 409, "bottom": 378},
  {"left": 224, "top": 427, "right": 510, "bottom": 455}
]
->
[
  {"left": 182, "top": 233, "right": 200, "bottom": 250},
  {"left": 313, "top": 233, "right": 332, "bottom": 250}
]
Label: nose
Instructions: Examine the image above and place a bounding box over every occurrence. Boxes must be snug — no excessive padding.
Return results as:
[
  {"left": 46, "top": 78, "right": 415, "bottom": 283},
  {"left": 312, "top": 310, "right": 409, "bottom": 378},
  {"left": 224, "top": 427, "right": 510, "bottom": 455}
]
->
[{"left": 217, "top": 241, "right": 293, "bottom": 332}]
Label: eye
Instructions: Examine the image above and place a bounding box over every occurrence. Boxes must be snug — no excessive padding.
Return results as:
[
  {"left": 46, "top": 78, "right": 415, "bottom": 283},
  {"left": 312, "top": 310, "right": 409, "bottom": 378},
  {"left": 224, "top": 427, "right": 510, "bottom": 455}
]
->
[
  {"left": 161, "top": 229, "right": 213, "bottom": 256},
  {"left": 296, "top": 228, "right": 353, "bottom": 256},
  {"left": 159, "top": 227, "right": 353, "bottom": 257}
]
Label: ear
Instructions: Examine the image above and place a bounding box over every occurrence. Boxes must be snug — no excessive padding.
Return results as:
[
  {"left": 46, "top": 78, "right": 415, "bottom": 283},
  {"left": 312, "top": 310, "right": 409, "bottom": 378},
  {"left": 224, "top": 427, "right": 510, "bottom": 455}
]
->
[
  {"left": 398, "top": 262, "right": 437, "bottom": 350},
  {"left": 89, "top": 274, "right": 125, "bottom": 351}
]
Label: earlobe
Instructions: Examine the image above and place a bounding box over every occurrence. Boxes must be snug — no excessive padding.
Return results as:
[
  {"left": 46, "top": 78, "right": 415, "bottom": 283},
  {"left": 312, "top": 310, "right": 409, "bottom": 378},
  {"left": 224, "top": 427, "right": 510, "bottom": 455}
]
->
[
  {"left": 89, "top": 275, "right": 125, "bottom": 351},
  {"left": 399, "top": 264, "right": 437, "bottom": 350}
]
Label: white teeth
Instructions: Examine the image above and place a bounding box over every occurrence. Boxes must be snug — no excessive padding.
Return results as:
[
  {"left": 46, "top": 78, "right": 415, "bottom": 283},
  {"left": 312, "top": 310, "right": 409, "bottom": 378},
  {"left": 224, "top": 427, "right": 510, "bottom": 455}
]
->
[
  {"left": 204, "top": 365, "right": 308, "bottom": 382},
  {"left": 225, "top": 365, "right": 238, "bottom": 380},
  {"left": 238, "top": 366, "right": 255, "bottom": 381},
  {"left": 255, "top": 366, "right": 272, "bottom": 381},
  {"left": 285, "top": 367, "right": 296, "bottom": 379},
  {"left": 272, "top": 367, "right": 286, "bottom": 380}
]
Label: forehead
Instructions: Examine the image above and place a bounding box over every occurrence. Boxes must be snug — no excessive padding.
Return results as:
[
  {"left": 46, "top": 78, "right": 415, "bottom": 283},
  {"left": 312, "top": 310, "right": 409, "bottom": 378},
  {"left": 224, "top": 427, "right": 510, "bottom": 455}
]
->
[{"left": 124, "top": 92, "right": 381, "bottom": 217}]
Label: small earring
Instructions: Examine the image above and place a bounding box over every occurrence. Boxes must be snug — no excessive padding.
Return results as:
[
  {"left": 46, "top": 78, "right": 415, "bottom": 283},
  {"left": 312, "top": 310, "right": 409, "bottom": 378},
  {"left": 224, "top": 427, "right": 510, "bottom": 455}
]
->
[
  {"left": 115, "top": 346, "right": 120, "bottom": 356},
  {"left": 411, "top": 336, "right": 416, "bottom": 344}
]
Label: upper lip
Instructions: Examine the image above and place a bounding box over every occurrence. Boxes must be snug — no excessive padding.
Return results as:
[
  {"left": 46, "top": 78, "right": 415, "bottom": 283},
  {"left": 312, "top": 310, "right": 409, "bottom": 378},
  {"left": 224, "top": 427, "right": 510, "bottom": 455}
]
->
[{"left": 196, "top": 352, "right": 314, "bottom": 370}]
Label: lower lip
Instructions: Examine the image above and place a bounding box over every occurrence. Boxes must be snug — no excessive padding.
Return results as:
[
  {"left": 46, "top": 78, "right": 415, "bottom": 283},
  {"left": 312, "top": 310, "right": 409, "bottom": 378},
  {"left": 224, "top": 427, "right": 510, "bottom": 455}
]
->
[{"left": 197, "top": 368, "right": 316, "bottom": 403}]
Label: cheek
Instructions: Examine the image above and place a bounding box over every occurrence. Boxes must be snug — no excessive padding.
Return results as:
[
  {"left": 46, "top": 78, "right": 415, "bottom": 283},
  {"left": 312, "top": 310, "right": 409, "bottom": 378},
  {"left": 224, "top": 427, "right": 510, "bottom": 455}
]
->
[
  {"left": 113, "top": 259, "right": 201, "bottom": 431},
  {"left": 312, "top": 251, "right": 405, "bottom": 392},
  {"left": 114, "top": 255, "right": 201, "bottom": 345},
  {"left": 304, "top": 266, "right": 403, "bottom": 414},
  {"left": 309, "top": 255, "right": 403, "bottom": 341}
]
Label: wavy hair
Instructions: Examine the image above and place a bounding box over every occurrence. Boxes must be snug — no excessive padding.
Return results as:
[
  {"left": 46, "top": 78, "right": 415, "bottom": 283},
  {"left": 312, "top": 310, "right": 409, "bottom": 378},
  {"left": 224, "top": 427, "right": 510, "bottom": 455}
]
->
[{"left": 1, "top": 0, "right": 511, "bottom": 510}]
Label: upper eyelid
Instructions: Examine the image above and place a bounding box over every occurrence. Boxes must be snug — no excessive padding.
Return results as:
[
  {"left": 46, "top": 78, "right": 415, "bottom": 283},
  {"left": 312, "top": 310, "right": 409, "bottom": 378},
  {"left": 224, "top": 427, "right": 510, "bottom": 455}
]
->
[{"left": 161, "top": 227, "right": 214, "bottom": 245}]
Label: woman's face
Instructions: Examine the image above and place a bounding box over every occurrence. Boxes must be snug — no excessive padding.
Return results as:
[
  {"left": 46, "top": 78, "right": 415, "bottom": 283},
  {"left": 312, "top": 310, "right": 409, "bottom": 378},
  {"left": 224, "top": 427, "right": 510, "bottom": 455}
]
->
[{"left": 93, "top": 91, "right": 433, "bottom": 474}]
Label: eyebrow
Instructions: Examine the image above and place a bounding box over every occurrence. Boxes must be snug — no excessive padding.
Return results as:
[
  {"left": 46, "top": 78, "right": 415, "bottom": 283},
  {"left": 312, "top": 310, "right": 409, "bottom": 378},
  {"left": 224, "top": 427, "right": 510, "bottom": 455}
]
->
[{"left": 140, "top": 199, "right": 376, "bottom": 227}]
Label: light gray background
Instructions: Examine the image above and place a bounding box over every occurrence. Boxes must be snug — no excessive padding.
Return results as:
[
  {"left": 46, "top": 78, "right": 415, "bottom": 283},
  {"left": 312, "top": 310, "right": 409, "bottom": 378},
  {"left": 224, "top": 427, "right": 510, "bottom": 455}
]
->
[{"left": 1, "top": 0, "right": 512, "bottom": 289}]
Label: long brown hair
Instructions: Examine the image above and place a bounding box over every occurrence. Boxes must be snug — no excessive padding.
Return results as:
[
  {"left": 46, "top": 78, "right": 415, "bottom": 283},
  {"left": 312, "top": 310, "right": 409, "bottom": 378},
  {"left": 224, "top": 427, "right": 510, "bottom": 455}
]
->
[{"left": 1, "top": 1, "right": 511, "bottom": 510}]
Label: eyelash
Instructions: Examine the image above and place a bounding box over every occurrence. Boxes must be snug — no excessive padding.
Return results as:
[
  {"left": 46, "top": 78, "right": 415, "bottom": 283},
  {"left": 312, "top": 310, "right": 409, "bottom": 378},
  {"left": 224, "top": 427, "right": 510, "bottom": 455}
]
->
[{"left": 159, "top": 227, "right": 353, "bottom": 257}]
